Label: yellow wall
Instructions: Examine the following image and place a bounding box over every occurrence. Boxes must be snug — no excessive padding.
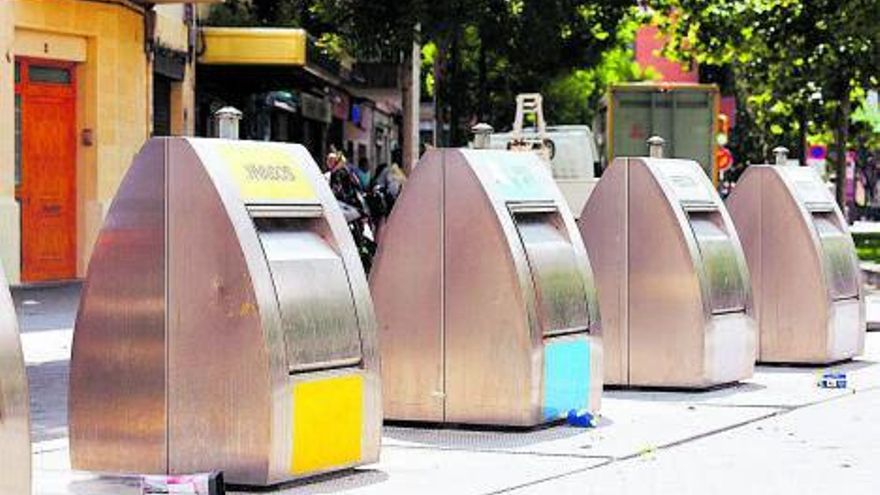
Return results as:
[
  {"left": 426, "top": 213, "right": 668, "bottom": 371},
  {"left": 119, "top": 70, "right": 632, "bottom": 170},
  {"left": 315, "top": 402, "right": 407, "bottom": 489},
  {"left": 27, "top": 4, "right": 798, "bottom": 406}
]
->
[
  {"left": 0, "top": 3, "right": 18, "bottom": 282},
  {"left": 155, "top": 4, "right": 196, "bottom": 136},
  {"left": 0, "top": 1, "right": 194, "bottom": 283}
]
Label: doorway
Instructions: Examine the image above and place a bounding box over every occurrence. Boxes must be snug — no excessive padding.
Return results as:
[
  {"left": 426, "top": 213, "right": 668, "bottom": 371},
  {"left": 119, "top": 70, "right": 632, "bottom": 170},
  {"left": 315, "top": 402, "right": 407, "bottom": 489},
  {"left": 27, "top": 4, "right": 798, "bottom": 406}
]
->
[
  {"left": 15, "top": 58, "right": 77, "bottom": 282},
  {"left": 153, "top": 74, "right": 172, "bottom": 136}
]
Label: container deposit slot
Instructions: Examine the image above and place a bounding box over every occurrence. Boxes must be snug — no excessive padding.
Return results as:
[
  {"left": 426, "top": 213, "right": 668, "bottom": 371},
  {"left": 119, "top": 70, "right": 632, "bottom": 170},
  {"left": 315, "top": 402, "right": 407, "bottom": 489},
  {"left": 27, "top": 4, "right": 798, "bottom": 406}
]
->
[
  {"left": 811, "top": 212, "right": 859, "bottom": 301},
  {"left": 687, "top": 211, "right": 747, "bottom": 315},
  {"left": 251, "top": 208, "right": 364, "bottom": 373},
  {"left": 509, "top": 203, "right": 591, "bottom": 337}
]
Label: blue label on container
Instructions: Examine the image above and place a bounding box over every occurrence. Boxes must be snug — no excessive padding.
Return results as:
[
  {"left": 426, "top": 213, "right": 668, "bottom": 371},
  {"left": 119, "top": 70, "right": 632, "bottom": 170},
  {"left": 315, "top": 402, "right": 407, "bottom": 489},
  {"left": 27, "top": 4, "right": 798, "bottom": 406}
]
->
[
  {"left": 543, "top": 338, "right": 591, "bottom": 421},
  {"left": 470, "top": 151, "right": 556, "bottom": 201}
]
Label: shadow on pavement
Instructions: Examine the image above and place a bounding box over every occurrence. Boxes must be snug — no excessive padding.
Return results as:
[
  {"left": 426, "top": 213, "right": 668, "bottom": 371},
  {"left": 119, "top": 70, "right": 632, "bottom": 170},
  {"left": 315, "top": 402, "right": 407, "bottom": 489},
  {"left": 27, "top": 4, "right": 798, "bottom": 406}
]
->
[
  {"left": 13, "top": 282, "right": 82, "bottom": 333},
  {"left": 229, "top": 469, "right": 389, "bottom": 494},
  {"left": 28, "top": 359, "right": 70, "bottom": 443},
  {"left": 755, "top": 359, "right": 877, "bottom": 374},
  {"left": 383, "top": 423, "right": 594, "bottom": 451},
  {"left": 603, "top": 381, "right": 767, "bottom": 403}
]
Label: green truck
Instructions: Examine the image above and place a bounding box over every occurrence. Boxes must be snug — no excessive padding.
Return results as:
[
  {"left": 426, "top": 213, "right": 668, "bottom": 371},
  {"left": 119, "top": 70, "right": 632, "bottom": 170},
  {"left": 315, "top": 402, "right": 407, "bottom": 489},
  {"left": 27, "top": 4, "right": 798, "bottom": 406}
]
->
[{"left": 594, "top": 83, "right": 723, "bottom": 184}]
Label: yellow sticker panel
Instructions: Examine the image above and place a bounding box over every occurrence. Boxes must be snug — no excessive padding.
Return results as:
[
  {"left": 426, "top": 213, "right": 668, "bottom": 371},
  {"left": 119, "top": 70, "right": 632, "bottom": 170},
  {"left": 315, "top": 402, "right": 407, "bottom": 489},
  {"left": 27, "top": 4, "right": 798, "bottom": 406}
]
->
[
  {"left": 291, "top": 374, "right": 363, "bottom": 475},
  {"left": 216, "top": 143, "right": 317, "bottom": 201}
]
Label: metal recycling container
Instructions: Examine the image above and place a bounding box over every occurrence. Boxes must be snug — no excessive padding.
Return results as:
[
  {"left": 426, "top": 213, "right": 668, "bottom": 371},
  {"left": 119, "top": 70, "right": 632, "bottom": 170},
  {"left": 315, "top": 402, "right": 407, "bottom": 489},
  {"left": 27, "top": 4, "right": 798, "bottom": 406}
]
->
[
  {"left": 579, "top": 157, "right": 756, "bottom": 388},
  {"left": 371, "top": 148, "right": 602, "bottom": 426},
  {"left": 69, "top": 138, "right": 381, "bottom": 485},
  {"left": 727, "top": 164, "right": 865, "bottom": 363},
  {"left": 0, "top": 261, "right": 30, "bottom": 495}
]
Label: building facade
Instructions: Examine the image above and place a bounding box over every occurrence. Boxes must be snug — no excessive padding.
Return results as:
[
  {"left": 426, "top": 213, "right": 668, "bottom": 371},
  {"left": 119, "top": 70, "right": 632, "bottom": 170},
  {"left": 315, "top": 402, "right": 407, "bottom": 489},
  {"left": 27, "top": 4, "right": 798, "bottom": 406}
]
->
[{"left": 0, "top": 0, "right": 199, "bottom": 284}]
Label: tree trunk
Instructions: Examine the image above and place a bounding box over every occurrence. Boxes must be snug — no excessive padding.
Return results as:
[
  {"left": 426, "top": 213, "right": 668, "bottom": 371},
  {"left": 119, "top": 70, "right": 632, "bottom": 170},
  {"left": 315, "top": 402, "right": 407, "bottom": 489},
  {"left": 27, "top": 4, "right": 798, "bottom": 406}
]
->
[
  {"left": 448, "top": 32, "right": 461, "bottom": 146},
  {"left": 833, "top": 94, "right": 851, "bottom": 210},
  {"left": 401, "top": 26, "right": 421, "bottom": 174},
  {"left": 798, "top": 106, "right": 808, "bottom": 166},
  {"left": 478, "top": 31, "right": 488, "bottom": 122},
  {"left": 433, "top": 38, "right": 447, "bottom": 147}
]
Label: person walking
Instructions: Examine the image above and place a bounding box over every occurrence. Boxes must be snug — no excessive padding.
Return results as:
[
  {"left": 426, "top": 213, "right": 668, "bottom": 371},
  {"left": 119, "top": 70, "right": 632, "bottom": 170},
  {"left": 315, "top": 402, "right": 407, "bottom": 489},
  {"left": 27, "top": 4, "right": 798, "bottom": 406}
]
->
[
  {"left": 356, "top": 157, "right": 373, "bottom": 192},
  {"left": 326, "top": 151, "right": 377, "bottom": 270},
  {"left": 374, "top": 160, "right": 407, "bottom": 208},
  {"left": 371, "top": 149, "right": 408, "bottom": 241}
]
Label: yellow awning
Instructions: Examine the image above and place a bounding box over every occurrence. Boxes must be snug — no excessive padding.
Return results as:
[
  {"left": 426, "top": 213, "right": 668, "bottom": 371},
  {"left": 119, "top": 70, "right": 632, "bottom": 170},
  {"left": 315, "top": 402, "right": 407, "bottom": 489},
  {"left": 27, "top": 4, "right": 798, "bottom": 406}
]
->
[{"left": 199, "top": 27, "right": 307, "bottom": 66}]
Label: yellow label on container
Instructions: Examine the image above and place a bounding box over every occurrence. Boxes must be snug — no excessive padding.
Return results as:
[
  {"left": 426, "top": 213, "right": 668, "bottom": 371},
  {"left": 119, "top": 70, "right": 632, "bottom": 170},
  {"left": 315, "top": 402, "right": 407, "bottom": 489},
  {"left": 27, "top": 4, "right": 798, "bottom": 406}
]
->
[
  {"left": 291, "top": 374, "right": 363, "bottom": 474},
  {"left": 216, "top": 143, "right": 317, "bottom": 201}
]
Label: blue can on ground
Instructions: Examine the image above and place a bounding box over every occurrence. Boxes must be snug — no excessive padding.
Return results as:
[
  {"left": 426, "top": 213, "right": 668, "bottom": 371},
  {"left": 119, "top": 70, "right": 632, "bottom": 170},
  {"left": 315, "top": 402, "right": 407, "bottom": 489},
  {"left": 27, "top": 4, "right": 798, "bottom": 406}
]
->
[{"left": 817, "top": 372, "right": 847, "bottom": 389}]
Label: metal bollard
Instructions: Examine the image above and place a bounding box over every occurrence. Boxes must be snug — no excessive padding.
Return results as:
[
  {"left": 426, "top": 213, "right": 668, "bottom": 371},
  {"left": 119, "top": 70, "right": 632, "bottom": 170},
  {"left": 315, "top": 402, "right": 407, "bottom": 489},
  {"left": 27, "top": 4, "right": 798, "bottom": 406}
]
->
[
  {"left": 773, "top": 146, "right": 790, "bottom": 166},
  {"left": 647, "top": 136, "right": 665, "bottom": 158},
  {"left": 214, "top": 106, "right": 243, "bottom": 140},
  {"left": 472, "top": 123, "right": 494, "bottom": 149}
]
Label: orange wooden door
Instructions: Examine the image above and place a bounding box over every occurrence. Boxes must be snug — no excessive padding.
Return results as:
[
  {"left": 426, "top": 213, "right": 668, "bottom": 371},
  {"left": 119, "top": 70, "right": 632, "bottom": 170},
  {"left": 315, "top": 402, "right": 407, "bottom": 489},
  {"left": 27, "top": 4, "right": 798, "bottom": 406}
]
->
[{"left": 17, "top": 59, "right": 77, "bottom": 282}]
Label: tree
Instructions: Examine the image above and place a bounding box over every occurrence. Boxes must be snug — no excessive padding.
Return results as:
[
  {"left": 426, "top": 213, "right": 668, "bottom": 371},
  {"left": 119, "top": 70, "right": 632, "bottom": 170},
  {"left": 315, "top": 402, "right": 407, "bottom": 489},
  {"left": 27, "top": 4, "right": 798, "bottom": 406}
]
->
[
  {"left": 205, "top": 1, "right": 647, "bottom": 151},
  {"left": 205, "top": 0, "right": 309, "bottom": 27},
  {"left": 312, "top": 0, "right": 635, "bottom": 145},
  {"left": 544, "top": 14, "right": 657, "bottom": 125},
  {"left": 653, "top": 0, "right": 880, "bottom": 206}
]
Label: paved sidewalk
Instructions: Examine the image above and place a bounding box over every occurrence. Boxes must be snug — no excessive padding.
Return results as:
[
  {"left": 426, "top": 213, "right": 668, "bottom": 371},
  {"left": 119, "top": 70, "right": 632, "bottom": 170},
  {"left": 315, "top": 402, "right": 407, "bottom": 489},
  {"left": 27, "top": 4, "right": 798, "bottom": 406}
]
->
[
  {"left": 518, "top": 388, "right": 880, "bottom": 495},
  {"left": 14, "top": 284, "right": 880, "bottom": 494},
  {"left": 13, "top": 284, "right": 80, "bottom": 447}
]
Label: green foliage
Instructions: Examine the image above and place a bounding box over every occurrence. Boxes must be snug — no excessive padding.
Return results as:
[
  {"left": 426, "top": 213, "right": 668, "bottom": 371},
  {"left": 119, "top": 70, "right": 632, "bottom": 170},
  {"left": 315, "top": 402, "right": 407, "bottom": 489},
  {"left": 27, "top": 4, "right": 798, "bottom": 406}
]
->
[
  {"left": 421, "top": 42, "right": 437, "bottom": 96},
  {"left": 205, "top": 1, "right": 321, "bottom": 29},
  {"left": 204, "top": 0, "right": 260, "bottom": 26},
  {"left": 853, "top": 100, "right": 880, "bottom": 135},
  {"left": 308, "top": 0, "right": 424, "bottom": 60},
  {"left": 853, "top": 231, "right": 880, "bottom": 262},
  {"left": 544, "top": 15, "right": 657, "bottom": 124},
  {"left": 310, "top": 0, "right": 637, "bottom": 144}
]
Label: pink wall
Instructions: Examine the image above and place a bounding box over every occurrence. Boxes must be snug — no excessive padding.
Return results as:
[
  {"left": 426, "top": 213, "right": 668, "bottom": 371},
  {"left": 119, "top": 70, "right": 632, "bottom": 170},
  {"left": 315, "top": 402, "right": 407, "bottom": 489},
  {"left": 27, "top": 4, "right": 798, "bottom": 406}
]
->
[
  {"left": 721, "top": 96, "right": 737, "bottom": 129},
  {"left": 635, "top": 25, "right": 698, "bottom": 83}
]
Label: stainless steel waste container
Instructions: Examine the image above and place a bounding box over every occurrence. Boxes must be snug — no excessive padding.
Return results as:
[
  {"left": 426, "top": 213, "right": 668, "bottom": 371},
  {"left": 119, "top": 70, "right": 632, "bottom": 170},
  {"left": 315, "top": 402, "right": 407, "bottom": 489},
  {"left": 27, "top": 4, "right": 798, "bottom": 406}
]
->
[
  {"left": 0, "top": 262, "right": 30, "bottom": 495},
  {"left": 579, "top": 157, "right": 756, "bottom": 388},
  {"left": 70, "top": 138, "right": 381, "bottom": 485},
  {"left": 371, "top": 148, "right": 602, "bottom": 426},
  {"left": 727, "top": 163, "right": 865, "bottom": 363}
]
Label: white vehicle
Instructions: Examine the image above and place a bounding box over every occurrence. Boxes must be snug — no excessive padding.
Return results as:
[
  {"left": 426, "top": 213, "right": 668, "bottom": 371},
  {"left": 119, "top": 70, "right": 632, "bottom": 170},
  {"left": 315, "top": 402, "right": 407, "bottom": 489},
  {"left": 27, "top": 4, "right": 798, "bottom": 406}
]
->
[{"left": 488, "top": 94, "right": 601, "bottom": 218}]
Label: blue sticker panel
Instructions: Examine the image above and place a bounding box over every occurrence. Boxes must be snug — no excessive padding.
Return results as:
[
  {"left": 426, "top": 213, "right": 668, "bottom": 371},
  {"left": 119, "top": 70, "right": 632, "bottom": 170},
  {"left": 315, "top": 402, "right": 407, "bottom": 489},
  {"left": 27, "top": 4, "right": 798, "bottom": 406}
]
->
[
  {"left": 543, "top": 338, "right": 591, "bottom": 421},
  {"left": 468, "top": 151, "right": 557, "bottom": 202}
]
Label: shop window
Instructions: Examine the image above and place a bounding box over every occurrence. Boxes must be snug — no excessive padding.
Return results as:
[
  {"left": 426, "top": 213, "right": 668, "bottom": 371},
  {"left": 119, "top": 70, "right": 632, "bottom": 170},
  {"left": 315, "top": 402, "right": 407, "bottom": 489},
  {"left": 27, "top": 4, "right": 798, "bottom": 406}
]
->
[
  {"left": 29, "top": 65, "right": 72, "bottom": 85},
  {"left": 14, "top": 61, "right": 20, "bottom": 83}
]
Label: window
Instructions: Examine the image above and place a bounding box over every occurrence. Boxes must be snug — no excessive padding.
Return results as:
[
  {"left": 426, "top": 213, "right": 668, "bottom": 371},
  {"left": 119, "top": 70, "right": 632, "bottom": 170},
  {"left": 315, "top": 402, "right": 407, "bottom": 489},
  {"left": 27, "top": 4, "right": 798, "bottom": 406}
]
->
[{"left": 29, "top": 65, "right": 72, "bottom": 84}]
